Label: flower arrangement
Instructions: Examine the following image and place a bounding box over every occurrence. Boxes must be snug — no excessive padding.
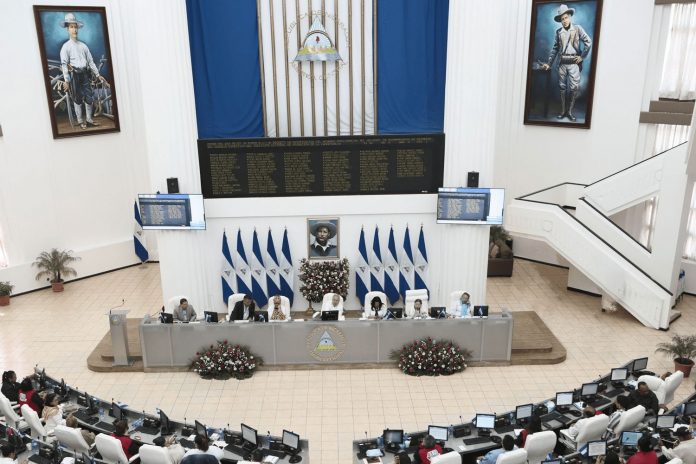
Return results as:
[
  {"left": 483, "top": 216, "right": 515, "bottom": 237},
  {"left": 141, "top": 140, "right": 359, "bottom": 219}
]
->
[
  {"left": 390, "top": 337, "right": 471, "bottom": 376},
  {"left": 298, "top": 258, "right": 350, "bottom": 303},
  {"left": 190, "top": 340, "right": 262, "bottom": 380}
]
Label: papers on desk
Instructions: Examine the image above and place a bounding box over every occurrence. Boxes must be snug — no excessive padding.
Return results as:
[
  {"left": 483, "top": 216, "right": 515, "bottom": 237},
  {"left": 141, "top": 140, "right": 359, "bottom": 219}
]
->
[
  {"left": 213, "top": 440, "right": 227, "bottom": 448},
  {"left": 362, "top": 457, "right": 382, "bottom": 464},
  {"left": 573, "top": 401, "right": 584, "bottom": 410},
  {"left": 514, "top": 429, "right": 523, "bottom": 436},
  {"left": 263, "top": 456, "right": 280, "bottom": 463}
]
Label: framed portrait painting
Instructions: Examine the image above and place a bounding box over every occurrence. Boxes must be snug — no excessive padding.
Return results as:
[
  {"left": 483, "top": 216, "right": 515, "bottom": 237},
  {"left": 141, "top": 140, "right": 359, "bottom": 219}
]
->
[
  {"left": 523, "top": 0, "right": 602, "bottom": 129},
  {"left": 307, "top": 218, "right": 340, "bottom": 260},
  {"left": 34, "top": 6, "right": 120, "bottom": 138}
]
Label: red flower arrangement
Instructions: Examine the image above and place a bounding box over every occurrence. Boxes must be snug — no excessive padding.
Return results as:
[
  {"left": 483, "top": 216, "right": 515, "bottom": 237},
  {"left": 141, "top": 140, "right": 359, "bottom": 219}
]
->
[
  {"left": 190, "top": 340, "right": 262, "bottom": 380},
  {"left": 390, "top": 337, "right": 471, "bottom": 376},
  {"left": 298, "top": 258, "right": 349, "bottom": 303}
]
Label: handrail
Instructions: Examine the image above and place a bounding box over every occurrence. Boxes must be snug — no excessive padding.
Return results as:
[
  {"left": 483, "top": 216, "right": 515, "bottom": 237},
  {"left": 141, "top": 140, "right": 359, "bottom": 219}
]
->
[
  {"left": 515, "top": 182, "right": 588, "bottom": 201},
  {"left": 514, "top": 196, "right": 672, "bottom": 295},
  {"left": 579, "top": 197, "right": 652, "bottom": 254}
]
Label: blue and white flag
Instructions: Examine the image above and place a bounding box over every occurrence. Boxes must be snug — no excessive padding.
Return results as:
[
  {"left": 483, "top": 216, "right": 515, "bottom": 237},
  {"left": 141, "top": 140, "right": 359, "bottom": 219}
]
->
[
  {"left": 414, "top": 225, "right": 429, "bottom": 296},
  {"left": 399, "top": 226, "right": 415, "bottom": 299},
  {"left": 383, "top": 226, "right": 401, "bottom": 305},
  {"left": 234, "top": 229, "right": 253, "bottom": 297},
  {"left": 356, "top": 228, "right": 370, "bottom": 305},
  {"left": 369, "top": 227, "right": 384, "bottom": 293},
  {"left": 133, "top": 201, "right": 149, "bottom": 263},
  {"left": 265, "top": 229, "right": 282, "bottom": 299},
  {"left": 221, "top": 230, "right": 235, "bottom": 305},
  {"left": 279, "top": 228, "right": 294, "bottom": 305},
  {"left": 251, "top": 229, "right": 268, "bottom": 307}
]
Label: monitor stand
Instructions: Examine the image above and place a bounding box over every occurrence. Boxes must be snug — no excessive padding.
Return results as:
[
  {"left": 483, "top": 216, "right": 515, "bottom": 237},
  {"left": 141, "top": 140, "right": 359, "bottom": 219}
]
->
[
  {"left": 478, "top": 429, "right": 491, "bottom": 437},
  {"left": 556, "top": 406, "right": 569, "bottom": 413}
]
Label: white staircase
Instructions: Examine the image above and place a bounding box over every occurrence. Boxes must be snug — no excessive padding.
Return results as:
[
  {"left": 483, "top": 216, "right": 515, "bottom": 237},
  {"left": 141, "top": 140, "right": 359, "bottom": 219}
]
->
[{"left": 506, "top": 143, "right": 690, "bottom": 330}]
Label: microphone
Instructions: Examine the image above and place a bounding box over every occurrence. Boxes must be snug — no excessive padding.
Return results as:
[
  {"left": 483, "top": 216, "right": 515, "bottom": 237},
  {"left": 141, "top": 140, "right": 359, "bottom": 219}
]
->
[
  {"left": 109, "top": 299, "right": 126, "bottom": 315},
  {"left": 459, "top": 415, "right": 463, "bottom": 424}
]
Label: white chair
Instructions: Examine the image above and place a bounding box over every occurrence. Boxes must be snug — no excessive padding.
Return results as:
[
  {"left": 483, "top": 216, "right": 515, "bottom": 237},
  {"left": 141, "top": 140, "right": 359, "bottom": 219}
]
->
[
  {"left": 430, "top": 451, "right": 461, "bottom": 464},
  {"left": 448, "top": 290, "right": 472, "bottom": 316},
  {"left": 524, "top": 430, "right": 557, "bottom": 464},
  {"left": 165, "top": 296, "right": 187, "bottom": 314},
  {"left": 363, "top": 291, "right": 387, "bottom": 318},
  {"left": 665, "top": 459, "right": 683, "bottom": 464},
  {"left": 638, "top": 371, "right": 684, "bottom": 405},
  {"left": 496, "top": 448, "right": 528, "bottom": 464},
  {"left": 54, "top": 425, "right": 92, "bottom": 454},
  {"left": 612, "top": 405, "right": 646, "bottom": 436},
  {"left": 138, "top": 444, "right": 171, "bottom": 464},
  {"left": 226, "top": 293, "right": 246, "bottom": 321},
  {"left": 266, "top": 295, "right": 291, "bottom": 320},
  {"left": 559, "top": 414, "right": 610, "bottom": 451},
  {"left": 404, "top": 289, "right": 429, "bottom": 318},
  {"left": 0, "top": 394, "right": 26, "bottom": 430},
  {"left": 21, "top": 404, "right": 50, "bottom": 442},
  {"left": 321, "top": 293, "right": 344, "bottom": 319},
  {"left": 95, "top": 433, "right": 139, "bottom": 464}
]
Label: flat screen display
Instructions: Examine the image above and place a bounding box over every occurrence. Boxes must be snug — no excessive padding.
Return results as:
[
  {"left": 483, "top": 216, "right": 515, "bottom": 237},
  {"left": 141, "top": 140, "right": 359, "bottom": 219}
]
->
[
  {"left": 112, "top": 403, "right": 123, "bottom": 420},
  {"left": 632, "top": 357, "right": 648, "bottom": 371},
  {"left": 195, "top": 420, "right": 207, "bottom": 437},
  {"left": 436, "top": 187, "right": 505, "bottom": 225},
  {"left": 556, "top": 392, "right": 574, "bottom": 406},
  {"left": 383, "top": 429, "right": 403, "bottom": 444},
  {"left": 587, "top": 441, "right": 606, "bottom": 457},
  {"left": 241, "top": 423, "right": 257, "bottom": 445},
  {"left": 656, "top": 415, "right": 675, "bottom": 429},
  {"left": 611, "top": 368, "right": 628, "bottom": 381},
  {"left": 475, "top": 414, "right": 496, "bottom": 429},
  {"left": 428, "top": 425, "right": 449, "bottom": 441},
  {"left": 138, "top": 194, "right": 206, "bottom": 230},
  {"left": 282, "top": 430, "right": 299, "bottom": 450},
  {"left": 581, "top": 383, "right": 599, "bottom": 396},
  {"left": 620, "top": 431, "right": 642, "bottom": 447},
  {"left": 516, "top": 404, "right": 533, "bottom": 420},
  {"left": 684, "top": 401, "right": 696, "bottom": 417}
]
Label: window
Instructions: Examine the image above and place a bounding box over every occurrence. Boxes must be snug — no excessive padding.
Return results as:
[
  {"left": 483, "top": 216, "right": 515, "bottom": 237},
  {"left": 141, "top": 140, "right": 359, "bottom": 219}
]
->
[{"left": 659, "top": 3, "right": 696, "bottom": 100}]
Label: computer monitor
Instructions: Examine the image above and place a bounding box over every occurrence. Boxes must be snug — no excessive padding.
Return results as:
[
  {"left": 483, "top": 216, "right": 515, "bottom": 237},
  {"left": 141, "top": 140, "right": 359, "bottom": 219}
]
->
[
  {"left": 159, "top": 410, "right": 171, "bottom": 434},
  {"left": 473, "top": 305, "right": 489, "bottom": 317},
  {"left": 428, "top": 425, "right": 449, "bottom": 442},
  {"left": 587, "top": 440, "right": 606, "bottom": 457},
  {"left": 241, "top": 423, "right": 257, "bottom": 446},
  {"left": 160, "top": 313, "right": 173, "bottom": 324},
  {"left": 195, "top": 420, "right": 207, "bottom": 438},
  {"left": 320, "top": 310, "right": 339, "bottom": 321},
  {"left": 282, "top": 430, "right": 300, "bottom": 452},
  {"left": 632, "top": 357, "right": 648, "bottom": 371},
  {"left": 684, "top": 401, "right": 696, "bottom": 417},
  {"left": 516, "top": 404, "right": 533, "bottom": 421},
  {"left": 203, "top": 311, "right": 218, "bottom": 323},
  {"left": 384, "top": 308, "right": 403, "bottom": 319},
  {"left": 254, "top": 311, "right": 269, "bottom": 322},
  {"left": 581, "top": 383, "right": 599, "bottom": 397},
  {"left": 556, "top": 392, "right": 574, "bottom": 406},
  {"left": 542, "top": 460, "right": 562, "bottom": 464},
  {"left": 611, "top": 368, "right": 628, "bottom": 382},
  {"left": 475, "top": 414, "right": 496, "bottom": 430},
  {"left": 112, "top": 403, "right": 124, "bottom": 421},
  {"left": 383, "top": 429, "right": 404, "bottom": 445},
  {"left": 620, "top": 431, "right": 642, "bottom": 447},
  {"left": 430, "top": 307, "right": 447, "bottom": 319},
  {"left": 656, "top": 415, "right": 676, "bottom": 429}
]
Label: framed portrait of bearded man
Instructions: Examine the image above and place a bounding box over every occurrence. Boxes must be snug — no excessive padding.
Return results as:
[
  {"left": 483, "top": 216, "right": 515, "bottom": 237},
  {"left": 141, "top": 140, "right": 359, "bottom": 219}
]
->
[{"left": 523, "top": 0, "right": 602, "bottom": 128}]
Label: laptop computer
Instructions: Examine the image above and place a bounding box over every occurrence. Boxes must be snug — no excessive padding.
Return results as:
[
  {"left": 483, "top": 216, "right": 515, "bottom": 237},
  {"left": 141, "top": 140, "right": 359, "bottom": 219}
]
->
[{"left": 321, "top": 310, "right": 339, "bottom": 321}]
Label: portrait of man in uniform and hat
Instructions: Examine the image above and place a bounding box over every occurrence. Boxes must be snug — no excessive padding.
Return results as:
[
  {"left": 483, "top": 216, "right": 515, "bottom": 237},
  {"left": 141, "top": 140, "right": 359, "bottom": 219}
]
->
[
  {"left": 307, "top": 218, "right": 340, "bottom": 259},
  {"left": 523, "top": 1, "right": 602, "bottom": 128},
  {"left": 34, "top": 6, "right": 119, "bottom": 138}
]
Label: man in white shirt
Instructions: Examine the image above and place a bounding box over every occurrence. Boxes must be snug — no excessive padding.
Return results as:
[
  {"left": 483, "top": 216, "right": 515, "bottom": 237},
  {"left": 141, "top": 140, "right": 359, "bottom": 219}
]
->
[
  {"left": 183, "top": 435, "right": 224, "bottom": 463},
  {"left": 448, "top": 292, "right": 471, "bottom": 318},
  {"left": 566, "top": 406, "right": 596, "bottom": 439},
  {"left": 661, "top": 426, "right": 696, "bottom": 464}
]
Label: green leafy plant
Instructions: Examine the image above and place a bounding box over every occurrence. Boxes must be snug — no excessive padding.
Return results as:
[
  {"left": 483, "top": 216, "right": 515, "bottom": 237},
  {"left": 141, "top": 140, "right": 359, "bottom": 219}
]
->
[
  {"left": 0, "top": 281, "right": 14, "bottom": 296},
  {"left": 390, "top": 337, "right": 471, "bottom": 376},
  {"left": 32, "top": 249, "right": 81, "bottom": 283},
  {"left": 489, "top": 225, "right": 513, "bottom": 259},
  {"left": 655, "top": 334, "right": 696, "bottom": 364}
]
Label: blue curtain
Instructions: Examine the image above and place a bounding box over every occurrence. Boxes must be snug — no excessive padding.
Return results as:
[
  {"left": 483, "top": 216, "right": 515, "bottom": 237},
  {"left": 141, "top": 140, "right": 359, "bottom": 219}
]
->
[
  {"left": 186, "top": 0, "right": 264, "bottom": 138},
  {"left": 377, "top": 0, "right": 449, "bottom": 134}
]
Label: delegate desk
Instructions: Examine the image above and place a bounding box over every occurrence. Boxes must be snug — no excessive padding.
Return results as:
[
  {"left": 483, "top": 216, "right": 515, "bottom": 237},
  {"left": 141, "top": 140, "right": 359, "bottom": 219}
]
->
[
  {"left": 140, "top": 315, "right": 514, "bottom": 369},
  {"left": 34, "top": 370, "right": 310, "bottom": 464}
]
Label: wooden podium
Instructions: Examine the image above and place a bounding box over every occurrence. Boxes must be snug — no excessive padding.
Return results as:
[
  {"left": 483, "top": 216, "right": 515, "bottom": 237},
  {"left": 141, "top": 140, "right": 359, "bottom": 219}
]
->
[{"left": 107, "top": 309, "right": 132, "bottom": 366}]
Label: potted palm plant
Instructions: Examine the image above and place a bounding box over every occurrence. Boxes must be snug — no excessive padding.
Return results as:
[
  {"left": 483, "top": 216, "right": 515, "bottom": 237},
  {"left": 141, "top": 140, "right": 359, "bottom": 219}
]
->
[
  {"left": 655, "top": 334, "right": 696, "bottom": 378},
  {"left": 32, "top": 249, "right": 81, "bottom": 292},
  {"left": 0, "top": 281, "right": 13, "bottom": 306},
  {"left": 488, "top": 225, "right": 514, "bottom": 277}
]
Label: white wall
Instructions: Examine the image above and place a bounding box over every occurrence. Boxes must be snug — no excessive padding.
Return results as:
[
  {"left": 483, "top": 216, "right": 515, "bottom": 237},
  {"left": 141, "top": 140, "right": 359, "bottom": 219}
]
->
[{"left": 0, "top": 0, "right": 151, "bottom": 293}]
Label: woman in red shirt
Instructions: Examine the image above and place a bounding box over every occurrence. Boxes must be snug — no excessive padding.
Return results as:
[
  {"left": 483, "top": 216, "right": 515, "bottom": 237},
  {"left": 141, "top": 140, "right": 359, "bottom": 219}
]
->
[
  {"left": 418, "top": 435, "right": 443, "bottom": 464},
  {"left": 111, "top": 420, "right": 141, "bottom": 459},
  {"left": 516, "top": 415, "right": 542, "bottom": 448},
  {"left": 17, "top": 377, "right": 43, "bottom": 414}
]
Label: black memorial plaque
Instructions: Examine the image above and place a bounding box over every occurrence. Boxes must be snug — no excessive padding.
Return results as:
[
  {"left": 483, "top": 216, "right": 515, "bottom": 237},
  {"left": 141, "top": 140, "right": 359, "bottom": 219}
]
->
[{"left": 198, "top": 134, "right": 445, "bottom": 198}]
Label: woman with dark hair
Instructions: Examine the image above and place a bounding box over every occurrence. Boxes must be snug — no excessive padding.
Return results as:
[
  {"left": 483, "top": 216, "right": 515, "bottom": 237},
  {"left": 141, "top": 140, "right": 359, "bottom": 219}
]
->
[
  {"left": 41, "top": 393, "right": 64, "bottom": 431},
  {"left": 516, "top": 415, "right": 542, "bottom": 448},
  {"left": 17, "top": 377, "right": 43, "bottom": 413},
  {"left": 111, "top": 419, "right": 140, "bottom": 459},
  {"left": 369, "top": 296, "right": 385, "bottom": 319},
  {"left": 417, "top": 435, "right": 443, "bottom": 464},
  {"left": 1, "top": 371, "right": 20, "bottom": 402}
]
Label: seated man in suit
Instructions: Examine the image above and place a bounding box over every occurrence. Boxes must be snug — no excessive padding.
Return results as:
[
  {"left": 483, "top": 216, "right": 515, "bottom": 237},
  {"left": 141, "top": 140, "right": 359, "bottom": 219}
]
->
[
  {"left": 173, "top": 298, "right": 197, "bottom": 322},
  {"left": 230, "top": 294, "right": 256, "bottom": 321}
]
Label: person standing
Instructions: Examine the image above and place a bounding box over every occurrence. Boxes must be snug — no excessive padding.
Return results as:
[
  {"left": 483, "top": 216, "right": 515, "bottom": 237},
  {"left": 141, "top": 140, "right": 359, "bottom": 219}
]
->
[{"left": 541, "top": 4, "right": 592, "bottom": 121}]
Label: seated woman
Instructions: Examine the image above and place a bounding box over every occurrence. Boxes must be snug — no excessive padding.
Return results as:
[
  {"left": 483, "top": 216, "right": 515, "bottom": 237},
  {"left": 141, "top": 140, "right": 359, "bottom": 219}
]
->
[
  {"left": 516, "top": 415, "right": 542, "bottom": 448},
  {"left": 41, "top": 393, "right": 64, "bottom": 432},
  {"left": 418, "top": 435, "right": 443, "bottom": 464},
  {"left": 112, "top": 419, "right": 141, "bottom": 459},
  {"left": 1, "top": 371, "right": 21, "bottom": 402},
  {"left": 368, "top": 296, "right": 385, "bottom": 319},
  {"left": 18, "top": 377, "right": 44, "bottom": 414},
  {"left": 65, "top": 415, "right": 95, "bottom": 446},
  {"left": 449, "top": 292, "right": 471, "bottom": 318},
  {"left": 269, "top": 295, "right": 286, "bottom": 321}
]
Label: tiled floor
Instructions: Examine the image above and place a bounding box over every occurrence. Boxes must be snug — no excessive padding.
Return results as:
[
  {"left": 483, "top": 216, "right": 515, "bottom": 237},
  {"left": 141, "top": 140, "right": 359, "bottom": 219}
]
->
[{"left": 0, "top": 260, "right": 694, "bottom": 463}]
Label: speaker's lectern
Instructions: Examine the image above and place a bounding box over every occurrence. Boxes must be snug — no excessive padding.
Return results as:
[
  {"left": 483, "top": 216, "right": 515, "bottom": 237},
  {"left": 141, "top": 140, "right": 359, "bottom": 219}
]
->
[{"left": 106, "top": 309, "right": 131, "bottom": 366}]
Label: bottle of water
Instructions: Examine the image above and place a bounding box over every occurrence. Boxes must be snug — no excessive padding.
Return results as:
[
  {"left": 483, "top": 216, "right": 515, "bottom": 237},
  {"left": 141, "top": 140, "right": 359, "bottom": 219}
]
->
[
  {"left": 376, "top": 435, "right": 384, "bottom": 449},
  {"left": 266, "top": 431, "right": 271, "bottom": 447},
  {"left": 99, "top": 406, "right": 105, "bottom": 421},
  {"left": 404, "top": 432, "right": 410, "bottom": 448},
  {"left": 31, "top": 439, "right": 38, "bottom": 454},
  {"left": 448, "top": 424, "right": 454, "bottom": 439}
]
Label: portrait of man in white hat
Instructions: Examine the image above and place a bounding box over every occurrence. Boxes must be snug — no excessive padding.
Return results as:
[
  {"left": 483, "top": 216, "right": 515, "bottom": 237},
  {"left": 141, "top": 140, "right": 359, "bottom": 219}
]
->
[{"left": 307, "top": 218, "right": 339, "bottom": 259}]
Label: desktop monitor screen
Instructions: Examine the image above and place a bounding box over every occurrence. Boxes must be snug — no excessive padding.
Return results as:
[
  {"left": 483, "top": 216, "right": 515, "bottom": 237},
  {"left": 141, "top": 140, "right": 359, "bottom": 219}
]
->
[
  {"left": 475, "top": 414, "right": 496, "bottom": 430},
  {"left": 241, "top": 423, "right": 257, "bottom": 445},
  {"left": 160, "top": 313, "right": 174, "bottom": 324},
  {"left": 516, "top": 404, "right": 533, "bottom": 420},
  {"left": 428, "top": 426, "right": 449, "bottom": 442},
  {"left": 632, "top": 357, "right": 648, "bottom": 371},
  {"left": 203, "top": 311, "right": 218, "bottom": 323},
  {"left": 581, "top": 383, "right": 599, "bottom": 396},
  {"left": 112, "top": 403, "right": 123, "bottom": 421},
  {"left": 656, "top": 415, "right": 676, "bottom": 429},
  {"left": 620, "top": 431, "right": 642, "bottom": 447},
  {"left": 587, "top": 441, "right": 606, "bottom": 457},
  {"left": 556, "top": 392, "right": 574, "bottom": 406},
  {"left": 282, "top": 430, "right": 300, "bottom": 451},
  {"left": 437, "top": 187, "right": 505, "bottom": 225},
  {"left": 138, "top": 194, "right": 206, "bottom": 230},
  {"left": 195, "top": 420, "right": 207, "bottom": 438},
  {"left": 383, "top": 429, "right": 404, "bottom": 445},
  {"left": 159, "top": 410, "right": 170, "bottom": 432},
  {"left": 473, "top": 305, "right": 489, "bottom": 317},
  {"left": 684, "top": 401, "right": 696, "bottom": 417},
  {"left": 611, "top": 368, "right": 628, "bottom": 381}
]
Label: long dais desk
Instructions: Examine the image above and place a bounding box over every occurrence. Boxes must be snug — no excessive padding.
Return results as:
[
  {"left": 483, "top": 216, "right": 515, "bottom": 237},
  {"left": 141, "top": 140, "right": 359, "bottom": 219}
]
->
[{"left": 139, "top": 315, "right": 514, "bottom": 369}]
